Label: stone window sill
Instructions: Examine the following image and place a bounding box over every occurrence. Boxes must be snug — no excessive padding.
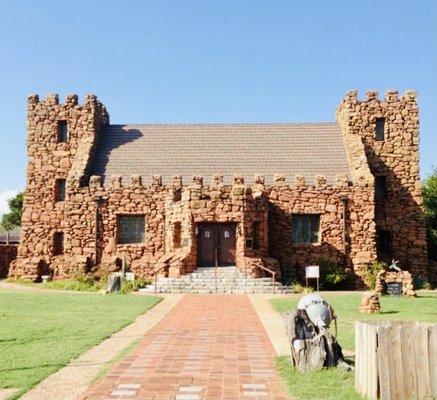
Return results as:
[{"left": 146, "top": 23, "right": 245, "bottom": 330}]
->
[
  {"left": 116, "top": 243, "right": 146, "bottom": 247},
  {"left": 291, "top": 242, "right": 322, "bottom": 247}
]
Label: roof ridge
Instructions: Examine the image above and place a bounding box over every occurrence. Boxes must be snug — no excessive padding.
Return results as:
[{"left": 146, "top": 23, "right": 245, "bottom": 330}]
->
[{"left": 106, "top": 122, "right": 338, "bottom": 128}]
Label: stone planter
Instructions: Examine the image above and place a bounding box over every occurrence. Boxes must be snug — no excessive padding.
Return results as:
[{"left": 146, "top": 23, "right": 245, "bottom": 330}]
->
[{"left": 375, "top": 269, "right": 416, "bottom": 297}]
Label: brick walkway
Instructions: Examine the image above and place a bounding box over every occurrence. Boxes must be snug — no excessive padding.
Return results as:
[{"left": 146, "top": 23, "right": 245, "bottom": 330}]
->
[{"left": 82, "top": 295, "right": 289, "bottom": 400}]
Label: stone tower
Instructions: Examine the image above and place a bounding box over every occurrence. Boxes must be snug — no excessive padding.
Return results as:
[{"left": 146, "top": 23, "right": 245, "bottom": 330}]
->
[
  {"left": 12, "top": 94, "right": 109, "bottom": 278},
  {"left": 337, "top": 90, "right": 428, "bottom": 277}
]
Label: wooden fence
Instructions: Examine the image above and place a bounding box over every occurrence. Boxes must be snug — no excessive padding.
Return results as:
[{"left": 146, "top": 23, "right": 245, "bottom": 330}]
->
[{"left": 355, "top": 321, "right": 437, "bottom": 400}]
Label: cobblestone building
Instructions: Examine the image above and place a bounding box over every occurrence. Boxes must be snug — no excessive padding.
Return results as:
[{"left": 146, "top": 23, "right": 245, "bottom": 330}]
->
[{"left": 9, "top": 90, "right": 431, "bottom": 286}]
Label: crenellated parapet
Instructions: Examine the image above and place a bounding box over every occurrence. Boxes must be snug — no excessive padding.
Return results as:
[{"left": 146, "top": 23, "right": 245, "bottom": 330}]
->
[
  {"left": 87, "top": 173, "right": 355, "bottom": 192},
  {"left": 84, "top": 172, "right": 359, "bottom": 209},
  {"left": 27, "top": 93, "right": 108, "bottom": 120}
]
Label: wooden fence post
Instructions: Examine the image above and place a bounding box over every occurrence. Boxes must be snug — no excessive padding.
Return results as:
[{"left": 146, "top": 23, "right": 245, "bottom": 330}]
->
[{"left": 355, "top": 321, "right": 437, "bottom": 400}]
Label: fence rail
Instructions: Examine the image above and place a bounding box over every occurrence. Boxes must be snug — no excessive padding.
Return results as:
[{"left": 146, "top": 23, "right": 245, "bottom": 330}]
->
[{"left": 355, "top": 320, "right": 437, "bottom": 400}]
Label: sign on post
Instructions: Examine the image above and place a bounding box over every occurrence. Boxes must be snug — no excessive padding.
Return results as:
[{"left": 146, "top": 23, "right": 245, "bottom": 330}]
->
[
  {"left": 386, "top": 282, "right": 402, "bottom": 296},
  {"left": 305, "top": 265, "right": 320, "bottom": 291}
]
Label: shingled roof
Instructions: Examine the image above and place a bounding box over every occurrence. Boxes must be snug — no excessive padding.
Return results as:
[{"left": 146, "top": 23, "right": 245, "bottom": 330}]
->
[{"left": 89, "top": 123, "right": 351, "bottom": 185}]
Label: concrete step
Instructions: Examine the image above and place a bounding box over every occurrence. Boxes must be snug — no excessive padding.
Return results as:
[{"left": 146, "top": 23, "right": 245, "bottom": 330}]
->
[
  {"left": 139, "top": 287, "right": 293, "bottom": 294},
  {"left": 138, "top": 266, "right": 292, "bottom": 294}
]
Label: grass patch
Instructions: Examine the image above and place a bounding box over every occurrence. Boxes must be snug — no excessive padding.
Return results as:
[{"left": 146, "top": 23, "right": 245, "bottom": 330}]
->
[
  {"left": 38, "top": 278, "right": 106, "bottom": 292},
  {"left": 272, "top": 291, "right": 437, "bottom": 400},
  {"left": 8, "top": 275, "right": 151, "bottom": 294},
  {"left": 0, "top": 289, "right": 161, "bottom": 398},
  {"left": 270, "top": 291, "right": 437, "bottom": 350},
  {"left": 277, "top": 356, "right": 363, "bottom": 400},
  {"left": 7, "top": 275, "right": 106, "bottom": 292}
]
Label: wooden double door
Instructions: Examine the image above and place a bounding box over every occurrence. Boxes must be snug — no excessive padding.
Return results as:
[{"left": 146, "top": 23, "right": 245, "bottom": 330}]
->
[{"left": 198, "top": 223, "right": 236, "bottom": 267}]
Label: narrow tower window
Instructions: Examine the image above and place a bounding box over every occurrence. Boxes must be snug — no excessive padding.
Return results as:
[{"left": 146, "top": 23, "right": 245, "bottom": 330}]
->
[
  {"left": 173, "top": 222, "right": 182, "bottom": 248},
  {"left": 53, "top": 232, "right": 64, "bottom": 255},
  {"left": 375, "top": 118, "right": 385, "bottom": 141},
  {"left": 55, "top": 179, "right": 66, "bottom": 202},
  {"left": 375, "top": 175, "right": 388, "bottom": 200},
  {"left": 57, "top": 121, "right": 68, "bottom": 143},
  {"left": 376, "top": 230, "right": 392, "bottom": 259},
  {"left": 252, "top": 221, "right": 260, "bottom": 250}
]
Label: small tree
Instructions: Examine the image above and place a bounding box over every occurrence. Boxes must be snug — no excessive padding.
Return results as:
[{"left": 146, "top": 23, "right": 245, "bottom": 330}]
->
[
  {"left": 1, "top": 192, "right": 24, "bottom": 232},
  {"left": 423, "top": 169, "right": 437, "bottom": 260}
]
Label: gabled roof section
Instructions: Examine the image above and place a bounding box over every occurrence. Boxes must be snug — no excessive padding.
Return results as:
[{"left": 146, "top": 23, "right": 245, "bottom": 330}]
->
[{"left": 89, "top": 123, "right": 351, "bottom": 185}]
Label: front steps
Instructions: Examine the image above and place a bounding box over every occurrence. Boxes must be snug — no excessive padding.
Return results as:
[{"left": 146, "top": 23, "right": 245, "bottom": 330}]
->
[{"left": 139, "top": 266, "right": 293, "bottom": 294}]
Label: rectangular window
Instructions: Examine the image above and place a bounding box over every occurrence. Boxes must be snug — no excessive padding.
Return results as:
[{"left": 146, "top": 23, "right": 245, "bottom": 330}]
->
[
  {"left": 292, "top": 214, "right": 320, "bottom": 244},
  {"left": 375, "top": 118, "right": 385, "bottom": 141},
  {"left": 55, "top": 179, "right": 66, "bottom": 202},
  {"left": 252, "top": 221, "right": 260, "bottom": 250},
  {"left": 375, "top": 175, "right": 388, "bottom": 200},
  {"left": 173, "top": 188, "right": 182, "bottom": 202},
  {"left": 117, "top": 215, "right": 145, "bottom": 244},
  {"left": 53, "top": 232, "right": 64, "bottom": 255},
  {"left": 57, "top": 121, "right": 68, "bottom": 143},
  {"left": 173, "top": 222, "right": 182, "bottom": 248},
  {"left": 376, "top": 230, "right": 392, "bottom": 258}
]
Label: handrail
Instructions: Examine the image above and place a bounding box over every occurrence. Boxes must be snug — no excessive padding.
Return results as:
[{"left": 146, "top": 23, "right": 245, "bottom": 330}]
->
[
  {"left": 152, "top": 263, "right": 169, "bottom": 294},
  {"left": 256, "top": 264, "right": 277, "bottom": 294}
]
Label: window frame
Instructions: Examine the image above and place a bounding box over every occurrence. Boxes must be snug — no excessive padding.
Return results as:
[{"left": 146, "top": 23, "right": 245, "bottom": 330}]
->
[
  {"left": 173, "top": 221, "right": 182, "bottom": 249},
  {"left": 252, "top": 221, "right": 261, "bottom": 250},
  {"left": 57, "top": 121, "right": 69, "bottom": 143},
  {"left": 376, "top": 229, "right": 392, "bottom": 258},
  {"left": 117, "top": 215, "right": 146, "bottom": 245},
  {"left": 375, "top": 175, "right": 388, "bottom": 200},
  {"left": 55, "top": 178, "right": 66, "bottom": 202},
  {"left": 53, "top": 232, "right": 64, "bottom": 256},
  {"left": 375, "top": 117, "right": 385, "bottom": 141},
  {"left": 291, "top": 214, "right": 321, "bottom": 244}
]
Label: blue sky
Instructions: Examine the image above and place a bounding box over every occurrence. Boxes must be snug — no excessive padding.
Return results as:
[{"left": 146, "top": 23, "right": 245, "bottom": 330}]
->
[{"left": 0, "top": 0, "right": 436, "bottom": 212}]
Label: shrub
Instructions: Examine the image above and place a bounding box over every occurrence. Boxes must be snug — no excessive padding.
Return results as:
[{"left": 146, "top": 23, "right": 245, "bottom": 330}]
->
[
  {"left": 41, "top": 273, "right": 107, "bottom": 292},
  {"left": 120, "top": 277, "right": 151, "bottom": 294},
  {"left": 423, "top": 168, "right": 437, "bottom": 261},
  {"left": 281, "top": 266, "right": 296, "bottom": 286},
  {"left": 413, "top": 275, "right": 433, "bottom": 290},
  {"left": 364, "top": 261, "right": 386, "bottom": 289},
  {"left": 291, "top": 282, "right": 314, "bottom": 294},
  {"left": 318, "top": 257, "right": 348, "bottom": 290}
]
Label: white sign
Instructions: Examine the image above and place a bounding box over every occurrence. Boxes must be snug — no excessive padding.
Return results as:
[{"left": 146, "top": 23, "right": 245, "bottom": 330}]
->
[
  {"left": 125, "top": 272, "right": 135, "bottom": 281},
  {"left": 305, "top": 265, "right": 320, "bottom": 279}
]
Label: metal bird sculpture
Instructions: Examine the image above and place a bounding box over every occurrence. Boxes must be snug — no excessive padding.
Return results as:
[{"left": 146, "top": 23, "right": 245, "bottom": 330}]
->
[{"left": 389, "top": 259, "right": 401, "bottom": 272}]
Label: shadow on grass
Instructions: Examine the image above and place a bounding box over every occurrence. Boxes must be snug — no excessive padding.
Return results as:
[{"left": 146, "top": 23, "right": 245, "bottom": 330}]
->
[
  {"left": 0, "top": 358, "right": 116, "bottom": 372},
  {"left": 379, "top": 310, "right": 399, "bottom": 315},
  {"left": 276, "top": 356, "right": 363, "bottom": 400},
  {"left": 0, "top": 331, "right": 146, "bottom": 345},
  {"left": 0, "top": 364, "right": 65, "bottom": 372},
  {"left": 343, "top": 356, "right": 355, "bottom": 366}
]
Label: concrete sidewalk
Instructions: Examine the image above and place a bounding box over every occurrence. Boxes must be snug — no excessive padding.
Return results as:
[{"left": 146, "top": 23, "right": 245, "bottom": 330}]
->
[{"left": 248, "top": 294, "right": 291, "bottom": 356}]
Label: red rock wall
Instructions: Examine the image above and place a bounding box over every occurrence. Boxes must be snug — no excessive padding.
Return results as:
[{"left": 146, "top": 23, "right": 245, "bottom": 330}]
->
[
  {"left": 268, "top": 178, "right": 375, "bottom": 285},
  {"left": 10, "top": 90, "right": 431, "bottom": 286},
  {"left": 337, "top": 90, "right": 429, "bottom": 278}
]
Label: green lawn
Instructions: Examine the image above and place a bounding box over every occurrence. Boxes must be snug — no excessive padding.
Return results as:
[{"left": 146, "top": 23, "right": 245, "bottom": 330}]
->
[
  {"left": 271, "top": 291, "right": 437, "bottom": 400},
  {"left": 0, "top": 289, "right": 161, "bottom": 399},
  {"left": 277, "top": 356, "right": 362, "bottom": 400}
]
